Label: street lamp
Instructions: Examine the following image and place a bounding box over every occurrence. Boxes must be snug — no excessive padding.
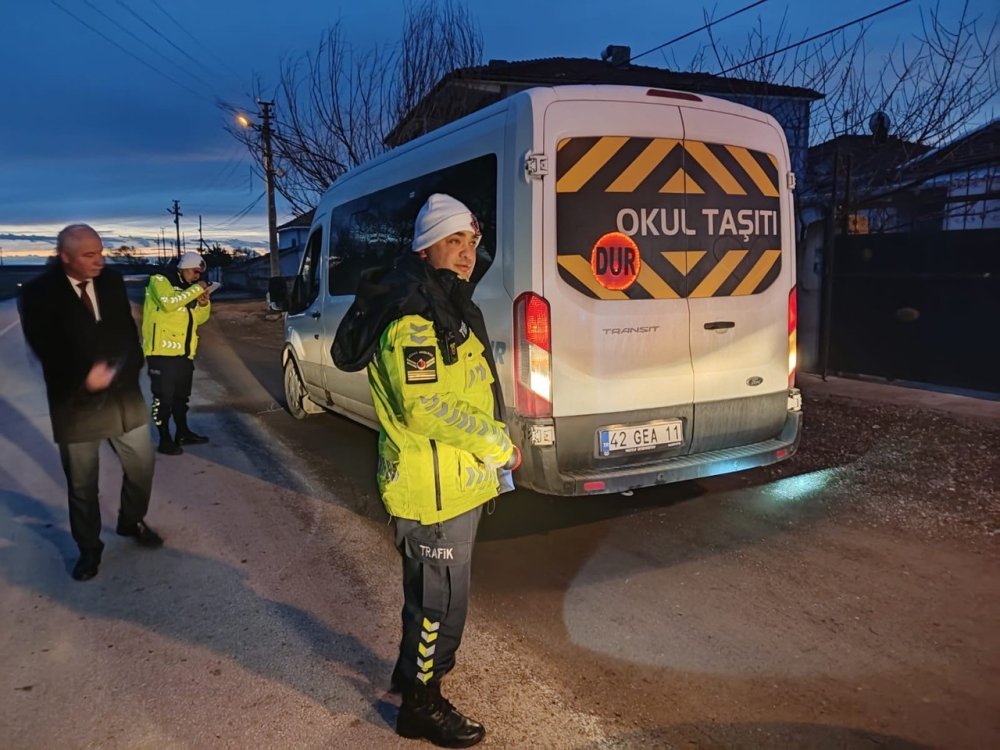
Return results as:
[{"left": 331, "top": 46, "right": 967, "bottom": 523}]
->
[{"left": 236, "top": 100, "right": 280, "bottom": 279}]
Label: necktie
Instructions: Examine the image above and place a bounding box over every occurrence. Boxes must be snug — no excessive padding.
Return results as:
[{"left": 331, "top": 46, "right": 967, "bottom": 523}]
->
[{"left": 78, "top": 281, "right": 96, "bottom": 319}]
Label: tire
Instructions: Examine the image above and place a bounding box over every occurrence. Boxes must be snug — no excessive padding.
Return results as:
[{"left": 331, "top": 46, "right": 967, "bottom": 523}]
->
[{"left": 283, "top": 356, "right": 312, "bottom": 420}]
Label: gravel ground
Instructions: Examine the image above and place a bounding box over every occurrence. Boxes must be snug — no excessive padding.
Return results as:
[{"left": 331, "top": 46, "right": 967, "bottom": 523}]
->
[{"left": 759, "top": 393, "right": 1000, "bottom": 544}]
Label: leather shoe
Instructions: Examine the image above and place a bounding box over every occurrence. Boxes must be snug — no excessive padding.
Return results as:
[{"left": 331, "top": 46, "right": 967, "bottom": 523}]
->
[
  {"left": 117, "top": 520, "right": 164, "bottom": 548},
  {"left": 397, "top": 687, "right": 485, "bottom": 748},
  {"left": 176, "top": 429, "right": 209, "bottom": 445},
  {"left": 157, "top": 439, "right": 183, "bottom": 455},
  {"left": 72, "top": 551, "right": 101, "bottom": 581}
]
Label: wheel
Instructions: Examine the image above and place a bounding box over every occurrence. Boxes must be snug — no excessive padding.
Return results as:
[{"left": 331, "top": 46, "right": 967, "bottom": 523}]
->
[{"left": 283, "top": 356, "right": 313, "bottom": 420}]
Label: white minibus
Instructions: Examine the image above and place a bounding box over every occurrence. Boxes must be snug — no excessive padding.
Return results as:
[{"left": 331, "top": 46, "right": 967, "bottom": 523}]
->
[{"left": 271, "top": 84, "right": 803, "bottom": 495}]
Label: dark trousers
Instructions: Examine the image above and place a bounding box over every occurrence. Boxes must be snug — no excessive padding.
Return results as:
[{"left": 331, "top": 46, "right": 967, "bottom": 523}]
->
[
  {"left": 58, "top": 422, "right": 155, "bottom": 554},
  {"left": 393, "top": 505, "right": 483, "bottom": 689},
  {"left": 148, "top": 355, "right": 194, "bottom": 431}
]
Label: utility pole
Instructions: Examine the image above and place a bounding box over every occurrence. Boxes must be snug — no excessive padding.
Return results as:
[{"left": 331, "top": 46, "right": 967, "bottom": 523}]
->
[
  {"left": 168, "top": 200, "right": 182, "bottom": 258},
  {"left": 259, "top": 99, "right": 280, "bottom": 278},
  {"left": 198, "top": 215, "right": 205, "bottom": 251}
]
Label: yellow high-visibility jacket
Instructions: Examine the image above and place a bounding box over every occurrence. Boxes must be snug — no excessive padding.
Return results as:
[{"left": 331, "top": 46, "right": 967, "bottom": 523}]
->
[
  {"left": 369, "top": 313, "right": 513, "bottom": 524},
  {"left": 142, "top": 273, "right": 210, "bottom": 359}
]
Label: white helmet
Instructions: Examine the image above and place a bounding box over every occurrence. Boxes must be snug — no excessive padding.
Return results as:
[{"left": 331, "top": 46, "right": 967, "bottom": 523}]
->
[{"left": 177, "top": 251, "right": 206, "bottom": 271}]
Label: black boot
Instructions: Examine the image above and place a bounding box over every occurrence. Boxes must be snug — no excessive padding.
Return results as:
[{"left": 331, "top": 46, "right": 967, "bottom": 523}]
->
[
  {"left": 175, "top": 417, "right": 209, "bottom": 445},
  {"left": 157, "top": 425, "right": 183, "bottom": 455},
  {"left": 397, "top": 683, "right": 485, "bottom": 748}
]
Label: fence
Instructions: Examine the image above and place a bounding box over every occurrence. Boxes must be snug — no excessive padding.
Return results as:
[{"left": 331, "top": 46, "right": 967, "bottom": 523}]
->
[{"left": 828, "top": 228, "right": 999, "bottom": 393}]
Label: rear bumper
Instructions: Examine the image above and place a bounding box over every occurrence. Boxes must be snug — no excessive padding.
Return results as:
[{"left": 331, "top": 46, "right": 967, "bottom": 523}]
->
[{"left": 511, "top": 406, "right": 803, "bottom": 496}]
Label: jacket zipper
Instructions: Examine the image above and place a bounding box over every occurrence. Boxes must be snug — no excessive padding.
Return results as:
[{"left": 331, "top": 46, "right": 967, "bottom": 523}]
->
[
  {"left": 430, "top": 439, "right": 442, "bottom": 512},
  {"left": 184, "top": 306, "right": 194, "bottom": 358}
]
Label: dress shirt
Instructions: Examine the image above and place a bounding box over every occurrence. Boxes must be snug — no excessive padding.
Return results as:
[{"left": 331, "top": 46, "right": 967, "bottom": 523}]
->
[{"left": 67, "top": 274, "right": 102, "bottom": 321}]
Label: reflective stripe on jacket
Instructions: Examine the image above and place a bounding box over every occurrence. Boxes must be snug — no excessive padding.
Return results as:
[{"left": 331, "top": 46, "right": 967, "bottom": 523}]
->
[
  {"left": 141, "top": 274, "right": 210, "bottom": 358},
  {"left": 369, "top": 313, "right": 513, "bottom": 524}
]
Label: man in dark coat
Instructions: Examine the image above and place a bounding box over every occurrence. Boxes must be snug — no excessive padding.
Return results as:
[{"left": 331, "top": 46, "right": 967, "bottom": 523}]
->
[{"left": 19, "top": 224, "right": 163, "bottom": 581}]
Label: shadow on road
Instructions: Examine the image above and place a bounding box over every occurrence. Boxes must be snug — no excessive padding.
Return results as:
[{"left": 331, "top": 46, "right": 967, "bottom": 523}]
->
[{"left": 0, "top": 488, "right": 398, "bottom": 732}]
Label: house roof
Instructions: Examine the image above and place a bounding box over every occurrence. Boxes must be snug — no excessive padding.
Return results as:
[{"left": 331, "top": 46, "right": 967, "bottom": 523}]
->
[
  {"left": 386, "top": 56, "right": 822, "bottom": 146},
  {"left": 803, "top": 134, "right": 932, "bottom": 202},
  {"left": 277, "top": 209, "right": 315, "bottom": 232},
  {"left": 803, "top": 119, "right": 1000, "bottom": 204},
  {"left": 455, "top": 57, "right": 823, "bottom": 100},
  {"left": 902, "top": 118, "right": 1000, "bottom": 176}
]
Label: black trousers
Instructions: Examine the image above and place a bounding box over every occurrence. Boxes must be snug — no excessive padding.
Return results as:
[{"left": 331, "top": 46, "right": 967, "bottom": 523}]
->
[
  {"left": 147, "top": 355, "right": 194, "bottom": 431},
  {"left": 58, "top": 422, "right": 155, "bottom": 554},
  {"left": 393, "top": 505, "right": 483, "bottom": 689}
]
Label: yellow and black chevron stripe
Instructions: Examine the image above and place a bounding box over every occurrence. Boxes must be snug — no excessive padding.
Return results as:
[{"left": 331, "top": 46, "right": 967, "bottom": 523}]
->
[
  {"left": 416, "top": 617, "right": 439, "bottom": 685},
  {"left": 555, "top": 136, "right": 783, "bottom": 300}
]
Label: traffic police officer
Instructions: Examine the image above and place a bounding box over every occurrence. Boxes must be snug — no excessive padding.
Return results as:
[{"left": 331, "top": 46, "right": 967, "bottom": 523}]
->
[
  {"left": 333, "top": 194, "right": 519, "bottom": 748},
  {"left": 142, "top": 251, "right": 213, "bottom": 455}
]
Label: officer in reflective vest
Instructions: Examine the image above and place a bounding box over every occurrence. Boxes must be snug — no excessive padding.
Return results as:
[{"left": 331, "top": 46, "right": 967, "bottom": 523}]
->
[
  {"left": 333, "top": 194, "right": 519, "bottom": 748},
  {"left": 141, "top": 251, "right": 213, "bottom": 455}
]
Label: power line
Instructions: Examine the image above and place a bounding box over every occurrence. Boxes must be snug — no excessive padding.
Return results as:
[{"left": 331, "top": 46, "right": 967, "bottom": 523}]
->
[
  {"left": 718, "top": 0, "right": 914, "bottom": 75},
  {"left": 79, "top": 0, "right": 216, "bottom": 93},
  {"left": 148, "top": 0, "right": 246, "bottom": 83},
  {"left": 47, "top": 0, "right": 206, "bottom": 100},
  {"left": 212, "top": 192, "right": 266, "bottom": 229},
  {"left": 629, "top": 0, "right": 770, "bottom": 65},
  {"left": 113, "top": 0, "right": 221, "bottom": 88}
]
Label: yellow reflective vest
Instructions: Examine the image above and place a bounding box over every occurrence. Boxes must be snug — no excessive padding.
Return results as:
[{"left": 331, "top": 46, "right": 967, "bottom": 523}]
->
[
  {"left": 141, "top": 273, "right": 210, "bottom": 358},
  {"left": 369, "top": 313, "right": 513, "bottom": 524}
]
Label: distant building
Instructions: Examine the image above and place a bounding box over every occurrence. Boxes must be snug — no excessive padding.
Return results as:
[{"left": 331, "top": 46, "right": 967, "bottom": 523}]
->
[{"left": 221, "top": 247, "right": 301, "bottom": 293}]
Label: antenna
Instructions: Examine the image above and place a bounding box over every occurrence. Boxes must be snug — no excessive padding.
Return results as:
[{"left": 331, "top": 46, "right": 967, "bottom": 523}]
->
[{"left": 869, "top": 111, "right": 891, "bottom": 143}]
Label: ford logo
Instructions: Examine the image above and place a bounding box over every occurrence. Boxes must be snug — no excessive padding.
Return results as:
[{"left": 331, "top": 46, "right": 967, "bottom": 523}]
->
[{"left": 746, "top": 376, "right": 764, "bottom": 387}]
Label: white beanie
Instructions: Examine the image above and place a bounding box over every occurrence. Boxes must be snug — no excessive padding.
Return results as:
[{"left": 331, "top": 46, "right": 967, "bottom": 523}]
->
[
  {"left": 412, "top": 193, "right": 480, "bottom": 252},
  {"left": 177, "top": 251, "right": 206, "bottom": 270}
]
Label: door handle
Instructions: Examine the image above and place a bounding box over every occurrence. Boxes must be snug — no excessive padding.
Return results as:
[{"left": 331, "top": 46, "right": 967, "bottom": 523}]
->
[
  {"left": 311, "top": 311, "right": 321, "bottom": 319},
  {"left": 704, "top": 321, "right": 735, "bottom": 330}
]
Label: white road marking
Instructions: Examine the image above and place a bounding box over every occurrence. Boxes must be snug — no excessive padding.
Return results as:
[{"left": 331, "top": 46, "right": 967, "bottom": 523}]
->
[{"left": 0, "top": 320, "right": 19, "bottom": 338}]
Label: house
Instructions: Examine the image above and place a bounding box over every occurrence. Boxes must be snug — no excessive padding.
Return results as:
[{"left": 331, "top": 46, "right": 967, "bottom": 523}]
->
[
  {"left": 801, "top": 119, "right": 1000, "bottom": 234},
  {"left": 890, "top": 119, "right": 1000, "bottom": 232},
  {"left": 385, "top": 49, "right": 822, "bottom": 181},
  {"left": 277, "top": 208, "right": 314, "bottom": 253}
]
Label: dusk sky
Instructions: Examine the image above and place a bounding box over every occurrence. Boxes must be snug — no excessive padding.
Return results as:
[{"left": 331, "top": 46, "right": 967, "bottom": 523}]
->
[{"left": 1, "top": 0, "right": 996, "bottom": 261}]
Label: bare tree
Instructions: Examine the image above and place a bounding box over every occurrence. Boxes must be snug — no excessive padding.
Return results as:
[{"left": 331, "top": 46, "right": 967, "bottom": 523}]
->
[
  {"left": 676, "top": 1, "right": 997, "bottom": 149},
  {"left": 224, "top": 0, "right": 482, "bottom": 214}
]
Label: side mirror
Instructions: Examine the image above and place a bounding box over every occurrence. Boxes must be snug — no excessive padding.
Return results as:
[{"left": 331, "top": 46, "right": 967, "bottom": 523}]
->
[{"left": 267, "top": 276, "right": 292, "bottom": 312}]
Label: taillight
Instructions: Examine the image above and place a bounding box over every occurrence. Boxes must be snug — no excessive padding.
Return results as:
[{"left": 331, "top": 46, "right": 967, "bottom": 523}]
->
[
  {"left": 513, "top": 292, "right": 552, "bottom": 418},
  {"left": 788, "top": 286, "right": 798, "bottom": 387}
]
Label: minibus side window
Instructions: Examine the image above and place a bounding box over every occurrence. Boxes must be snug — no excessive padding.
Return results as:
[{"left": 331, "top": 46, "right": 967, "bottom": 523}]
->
[
  {"left": 290, "top": 228, "right": 323, "bottom": 314},
  {"left": 327, "top": 153, "right": 499, "bottom": 297}
]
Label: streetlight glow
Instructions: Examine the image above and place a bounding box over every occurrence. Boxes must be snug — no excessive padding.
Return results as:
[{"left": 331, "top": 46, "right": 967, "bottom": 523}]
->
[{"left": 235, "top": 113, "right": 253, "bottom": 128}]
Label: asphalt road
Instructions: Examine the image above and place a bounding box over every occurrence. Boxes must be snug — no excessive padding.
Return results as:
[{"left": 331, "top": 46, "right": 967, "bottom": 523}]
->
[{"left": 1, "top": 295, "right": 998, "bottom": 749}]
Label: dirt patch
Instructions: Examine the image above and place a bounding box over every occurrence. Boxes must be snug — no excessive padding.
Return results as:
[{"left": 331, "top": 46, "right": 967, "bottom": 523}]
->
[{"left": 758, "top": 394, "right": 1000, "bottom": 545}]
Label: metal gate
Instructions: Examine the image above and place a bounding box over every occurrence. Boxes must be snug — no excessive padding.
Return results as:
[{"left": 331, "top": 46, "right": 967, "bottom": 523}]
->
[{"left": 829, "top": 228, "right": 1000, "bottom": 393}]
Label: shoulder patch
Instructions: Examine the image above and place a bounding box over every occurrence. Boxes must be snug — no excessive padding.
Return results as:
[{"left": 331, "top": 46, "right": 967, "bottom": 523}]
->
[{"left": 403, "top": 346, "right": 438, "bottom": 384}]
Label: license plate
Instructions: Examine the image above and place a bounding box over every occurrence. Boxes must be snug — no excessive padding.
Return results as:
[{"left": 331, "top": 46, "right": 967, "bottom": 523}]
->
[{"left": 597, "top": 419, "right": 683, "bottom": 457}]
